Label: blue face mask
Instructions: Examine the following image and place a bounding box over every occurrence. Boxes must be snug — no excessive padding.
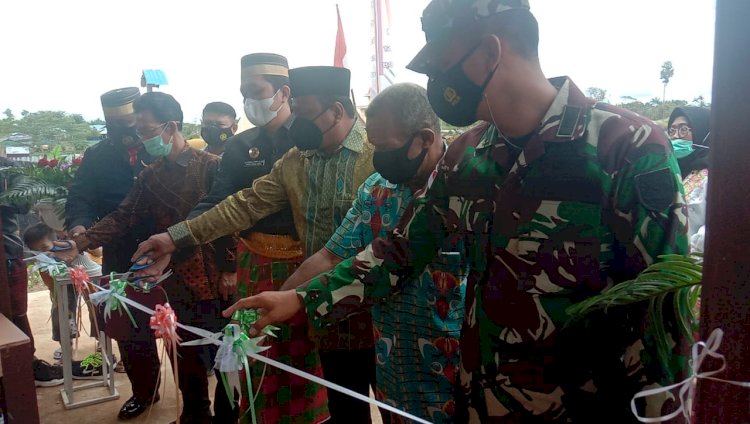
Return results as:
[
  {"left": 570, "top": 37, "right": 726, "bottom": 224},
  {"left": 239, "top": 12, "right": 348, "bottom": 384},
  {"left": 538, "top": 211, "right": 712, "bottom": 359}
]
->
[
  {"left": 142, "top": 124, "right": 173, "bottom": 157},
  {"left": 671, "top": 138, "right": 694, "bottom": 159}
]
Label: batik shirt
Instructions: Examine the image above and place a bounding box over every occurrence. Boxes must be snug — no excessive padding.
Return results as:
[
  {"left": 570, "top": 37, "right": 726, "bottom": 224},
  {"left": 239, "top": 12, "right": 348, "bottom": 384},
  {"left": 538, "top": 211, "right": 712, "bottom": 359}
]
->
[
  {"left": 170, "top": 120, "right": 376, "bottom": 350},
  {"left": 298, "top": 78, "right": 689, "bottom": 422},
  {"left": 75, "top": 148, "right": 221, "bottom": 301},
  {"left": 325, "top": 172, "right": 465, "bottom": 423}
]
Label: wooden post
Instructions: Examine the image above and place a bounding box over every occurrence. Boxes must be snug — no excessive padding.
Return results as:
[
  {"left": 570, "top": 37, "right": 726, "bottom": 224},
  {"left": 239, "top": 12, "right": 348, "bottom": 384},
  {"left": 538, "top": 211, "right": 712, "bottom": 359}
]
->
[{"left": 695, "top": 0, "right": 750, "bottom": 421}]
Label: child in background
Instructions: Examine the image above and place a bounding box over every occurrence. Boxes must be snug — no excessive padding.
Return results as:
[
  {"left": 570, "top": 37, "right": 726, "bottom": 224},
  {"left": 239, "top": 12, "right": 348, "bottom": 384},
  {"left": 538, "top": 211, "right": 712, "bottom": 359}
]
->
[{"left": 23, "top": 223, "right": 102, "bottom": 363}]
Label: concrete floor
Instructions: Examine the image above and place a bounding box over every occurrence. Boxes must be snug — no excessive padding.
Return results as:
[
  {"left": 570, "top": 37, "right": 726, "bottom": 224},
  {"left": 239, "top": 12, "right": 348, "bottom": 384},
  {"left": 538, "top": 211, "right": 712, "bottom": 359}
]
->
[{"left": 28, "top": 290, "right": 383, "bottom": 424}]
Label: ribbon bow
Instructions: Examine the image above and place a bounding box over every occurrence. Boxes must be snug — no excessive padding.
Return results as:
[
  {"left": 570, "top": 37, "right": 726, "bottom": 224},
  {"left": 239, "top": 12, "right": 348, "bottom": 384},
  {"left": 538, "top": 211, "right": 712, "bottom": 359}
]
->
[
  {"left": 150, "top": 303, "right": 181, "bottom": 352},
  {"left": 232, "top": 309, "right": 279, "bottom": 338},
  {"left": 89, "top": 275, "right": 137, "bottom": 328},
  {"left": 631, "top": 328, "right": 750, "bottom": 422},
  {"left": 69, "top": 265, "right": 91, "bottom": 295}
]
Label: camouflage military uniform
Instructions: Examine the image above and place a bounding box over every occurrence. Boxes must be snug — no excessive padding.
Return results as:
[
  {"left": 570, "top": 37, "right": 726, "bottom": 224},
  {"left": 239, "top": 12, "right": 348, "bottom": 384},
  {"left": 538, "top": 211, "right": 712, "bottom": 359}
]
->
[{"left": 297, "top": 78, "right": 689, "bottom": 422}]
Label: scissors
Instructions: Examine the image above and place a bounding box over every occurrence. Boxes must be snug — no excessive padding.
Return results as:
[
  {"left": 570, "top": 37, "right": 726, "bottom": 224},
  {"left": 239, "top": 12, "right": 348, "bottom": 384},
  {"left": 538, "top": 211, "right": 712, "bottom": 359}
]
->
[
  {"left": 126, "top": 257, "right": 173, "bottom": 293},
  {"left": 129, "top": 271, "right": 173, "bottom": 293}
]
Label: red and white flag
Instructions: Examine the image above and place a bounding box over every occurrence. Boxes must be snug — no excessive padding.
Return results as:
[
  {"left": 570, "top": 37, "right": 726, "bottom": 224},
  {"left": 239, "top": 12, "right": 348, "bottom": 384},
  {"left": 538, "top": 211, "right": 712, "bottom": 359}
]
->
[{"left": 334, "top": 4, "right": 348, "bottom": 68}]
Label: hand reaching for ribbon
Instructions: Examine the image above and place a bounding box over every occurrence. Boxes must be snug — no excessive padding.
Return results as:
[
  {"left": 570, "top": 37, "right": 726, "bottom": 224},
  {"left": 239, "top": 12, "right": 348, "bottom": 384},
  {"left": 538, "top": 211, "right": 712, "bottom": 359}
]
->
[
  {"left": 222, "top": 290, "right": 303, "bottom": 336},
  {"left": 131, "top": 232, "right": 177, "bottom": 263}
]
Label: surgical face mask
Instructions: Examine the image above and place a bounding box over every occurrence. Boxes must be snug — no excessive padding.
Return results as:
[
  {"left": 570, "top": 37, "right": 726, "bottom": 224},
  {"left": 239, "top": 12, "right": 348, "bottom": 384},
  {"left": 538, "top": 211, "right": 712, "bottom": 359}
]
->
[
  {"left": 244, "top": 90, "right": 281, "bottom": 127},
  {"left": 426, "top": 43, "right": 498, "bottom": 127},
  {"left": 671, "top": 138, "right": 694, "bottom": 159},
  {"left": 142, "top": 124, "right": 173, "bottom": 157},
  {"left": 288, "top": 109, "right": 334, "bottom": 151},
  {"left": 372, "top": 134, "right": 428, "bottom": 184},
  {"left": 201, "top": 125, "right": 234, "bottom": 147}
]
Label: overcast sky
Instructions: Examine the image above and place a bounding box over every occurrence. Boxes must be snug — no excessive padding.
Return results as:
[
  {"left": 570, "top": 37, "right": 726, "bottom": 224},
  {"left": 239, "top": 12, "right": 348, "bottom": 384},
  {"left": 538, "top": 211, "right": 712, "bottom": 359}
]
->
[{"left": 0, "top": 0, "right": 715, "bottom": 122}]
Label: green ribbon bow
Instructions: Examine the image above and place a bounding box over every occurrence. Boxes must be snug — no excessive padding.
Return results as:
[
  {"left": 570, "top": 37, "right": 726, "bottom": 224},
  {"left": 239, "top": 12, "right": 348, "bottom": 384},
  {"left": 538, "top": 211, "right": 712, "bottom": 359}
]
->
[
  {"left": 232, "top": 309, "right": 279, "bottom": 338},
  {"left": 89, "top": 274, "right": 137, "bottom": 328}
]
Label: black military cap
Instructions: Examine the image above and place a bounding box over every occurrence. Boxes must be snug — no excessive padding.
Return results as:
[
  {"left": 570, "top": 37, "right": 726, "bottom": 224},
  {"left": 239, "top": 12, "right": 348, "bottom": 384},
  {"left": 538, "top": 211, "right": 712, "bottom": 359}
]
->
[
  {"left": 100, "top": 87, "right": 140, "bottom": 117},
  {"left": 407, "top": 0, "right": 531, "bottom": 75},
  {"left": 289, "top": 66, "right": 351, "bottom": 98},
  {"left": 241, "top": 53, "right": 290, "bottom": 78}
]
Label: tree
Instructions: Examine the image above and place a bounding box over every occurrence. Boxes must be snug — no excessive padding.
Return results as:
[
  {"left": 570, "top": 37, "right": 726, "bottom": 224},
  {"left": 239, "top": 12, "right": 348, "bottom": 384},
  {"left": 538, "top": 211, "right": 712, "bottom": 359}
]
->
[
  {"left": 182, "top": 122, "right": 201, "bottom": 139},
  {"left": 9, "top": 111, "right": 99, "bottom": 153},
  {"left": 693, "top": 96, "right": 709, "bottom": 108},
  {"left": 618, "top": 98, "right": 688, "bottom": 122},
  {"left": 648, "top": 97, "right": 663, "bottom": 108},
  {"left": 660, "top": 61, "right": 674, "bottom": 104},
  {"left": 3, "top": 109, "right": 13, "bottom": 120},
  {"left": 586, "top": 87, "right": 608, "bottom": 102}
]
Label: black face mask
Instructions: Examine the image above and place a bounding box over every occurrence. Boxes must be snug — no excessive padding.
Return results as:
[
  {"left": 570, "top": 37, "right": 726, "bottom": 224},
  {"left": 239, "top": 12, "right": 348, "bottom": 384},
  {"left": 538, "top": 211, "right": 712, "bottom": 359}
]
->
[
  {"left": 108, "top": 125, "right": 139, "bottom": 147},
  {"left": 426, "top": 43, "right": 497, "bottom": 127},
  {"left": 200, "top": 125, "right": 234, "bottom": 147},
  {"left": 373, "top": 134, "right": 428, "bottom": 184},
  {"left": 288, "top": 109, "right": 335, "bottom": 151}
]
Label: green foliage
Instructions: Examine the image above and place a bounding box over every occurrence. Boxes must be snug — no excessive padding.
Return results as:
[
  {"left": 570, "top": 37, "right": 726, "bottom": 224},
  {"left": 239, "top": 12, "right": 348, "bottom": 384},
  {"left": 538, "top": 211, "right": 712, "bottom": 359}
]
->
[
  {"left": 0, "top": 109, "right": 100, "bottom": 155},
  {"left": 566, "top": 254, "right": 702, "bottom": 371},
  {"left": 586, "top": 87, "right": 608, "bottom": 102},
  {"left": 617, "top": 98, "right": 689, "bottom": 122},
  {"left": 0, "top": 154, "right": 81, "bottom": 219},
  {"left": 27, "top": 264, "right": 44, "bottom": 289},
  {"left": 182, "top": 122, "right": 201, "bottom": 139}
]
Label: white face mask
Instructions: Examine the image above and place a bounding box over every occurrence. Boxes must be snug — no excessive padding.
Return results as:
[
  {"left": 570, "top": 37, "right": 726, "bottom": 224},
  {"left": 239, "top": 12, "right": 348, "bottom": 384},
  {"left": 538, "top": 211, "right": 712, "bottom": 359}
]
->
[{"left": 244, "top": 89, "right": 281, "bottom": 127}]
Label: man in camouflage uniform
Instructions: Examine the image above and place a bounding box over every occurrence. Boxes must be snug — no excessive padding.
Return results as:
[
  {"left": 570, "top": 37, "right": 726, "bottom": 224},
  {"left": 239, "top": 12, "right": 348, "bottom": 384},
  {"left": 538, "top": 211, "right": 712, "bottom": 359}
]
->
[{"left": 227, "top": 1, "right": 689, "bottom": 422}]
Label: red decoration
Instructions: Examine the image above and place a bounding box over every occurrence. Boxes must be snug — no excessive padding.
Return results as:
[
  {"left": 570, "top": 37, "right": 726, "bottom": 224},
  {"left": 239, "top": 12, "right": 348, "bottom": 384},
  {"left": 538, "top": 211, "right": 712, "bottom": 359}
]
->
[{"left": 69, "top": 265, "right": 91, "bottom": 295}]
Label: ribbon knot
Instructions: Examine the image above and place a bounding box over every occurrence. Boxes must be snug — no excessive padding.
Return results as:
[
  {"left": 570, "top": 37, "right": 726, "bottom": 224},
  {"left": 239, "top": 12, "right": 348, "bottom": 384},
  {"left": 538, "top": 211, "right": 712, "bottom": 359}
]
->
[
  {"left": 89, "top": 274, "right": 137, "bottom": 328},
  {"left": 631, "top": 328, "right": 750, "bottom": 422}
]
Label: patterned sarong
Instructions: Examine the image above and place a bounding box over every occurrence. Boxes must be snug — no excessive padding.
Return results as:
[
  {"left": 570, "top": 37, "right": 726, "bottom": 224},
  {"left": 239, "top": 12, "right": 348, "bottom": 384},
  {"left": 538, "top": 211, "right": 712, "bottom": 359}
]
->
[{"left": 237, "top": 234, "right": 329, "bottom": 424}]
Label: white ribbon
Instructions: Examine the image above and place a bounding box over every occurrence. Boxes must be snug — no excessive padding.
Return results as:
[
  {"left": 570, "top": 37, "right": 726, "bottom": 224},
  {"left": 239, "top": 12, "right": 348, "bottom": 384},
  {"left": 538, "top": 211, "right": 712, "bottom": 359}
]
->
[
  {"left": 631, "top": 328, "right": 750, "bottom": 422},
  {"left": 87, "top": 283, "right": 433, "bottom": 424}
]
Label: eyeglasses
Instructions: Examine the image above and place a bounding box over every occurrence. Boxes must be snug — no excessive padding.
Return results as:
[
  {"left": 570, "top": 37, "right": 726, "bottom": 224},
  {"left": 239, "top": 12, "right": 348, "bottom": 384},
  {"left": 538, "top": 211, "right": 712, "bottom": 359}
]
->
[
  {"left": 668, "top": 125, "right": 692, "bottom": 138},
  {"left": 135, "top": 123, "right": 168, "bottom": 139}
]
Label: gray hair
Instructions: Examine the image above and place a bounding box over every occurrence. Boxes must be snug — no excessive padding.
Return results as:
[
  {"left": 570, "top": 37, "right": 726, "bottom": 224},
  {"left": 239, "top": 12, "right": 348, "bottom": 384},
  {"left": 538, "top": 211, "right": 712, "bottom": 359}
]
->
[{"left": 366, "top": 83, "right": 441, "bottom": 137}]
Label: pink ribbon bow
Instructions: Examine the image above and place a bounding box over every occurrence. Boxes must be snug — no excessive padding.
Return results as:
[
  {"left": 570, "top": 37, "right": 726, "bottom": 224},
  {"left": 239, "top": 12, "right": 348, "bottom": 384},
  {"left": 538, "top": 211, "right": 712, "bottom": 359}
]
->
[
  {"left": 69, "top": 266, "right": 90, "bottom": 295},
  {"left": 150, "top": 303, "right": 181, "bottom": 352}
]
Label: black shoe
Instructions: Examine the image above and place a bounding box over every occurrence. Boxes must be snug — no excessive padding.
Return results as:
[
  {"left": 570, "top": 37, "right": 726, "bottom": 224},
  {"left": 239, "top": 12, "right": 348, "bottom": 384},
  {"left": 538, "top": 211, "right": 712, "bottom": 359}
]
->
[
  {"left": 33, "top": 358, "right": 64, "bottom": 387},
  {"left": 117, "top": 394, "right": 160, "bottom": 420}
]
